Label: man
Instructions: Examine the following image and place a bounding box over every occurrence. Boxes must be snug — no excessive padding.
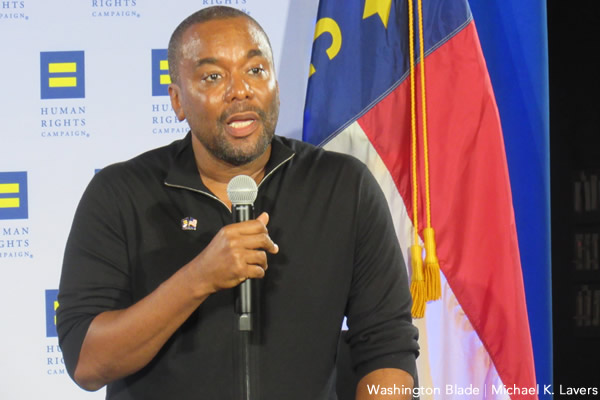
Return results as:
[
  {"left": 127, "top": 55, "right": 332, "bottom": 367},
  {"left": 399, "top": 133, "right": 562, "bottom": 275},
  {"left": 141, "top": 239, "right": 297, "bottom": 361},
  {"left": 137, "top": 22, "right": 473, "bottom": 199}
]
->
[{"left": 57, "top": 6, "right": 418, "bottom": 399}]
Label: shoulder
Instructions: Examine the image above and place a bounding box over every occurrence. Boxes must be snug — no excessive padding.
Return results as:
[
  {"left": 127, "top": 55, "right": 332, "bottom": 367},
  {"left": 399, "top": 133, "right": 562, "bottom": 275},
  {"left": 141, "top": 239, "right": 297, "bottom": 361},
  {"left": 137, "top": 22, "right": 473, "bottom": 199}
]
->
[
  {"left": 275, "top": 135, "right": 369, "bottom": 175},
  {"left": 77, "top": 136, "right": 189, "bottom": 211},
  {"left": 92, "top": 136, "right": 187, "bottom": 188},
  {"left": 270, "top": 136, "right": 382, "bottom": 208}
]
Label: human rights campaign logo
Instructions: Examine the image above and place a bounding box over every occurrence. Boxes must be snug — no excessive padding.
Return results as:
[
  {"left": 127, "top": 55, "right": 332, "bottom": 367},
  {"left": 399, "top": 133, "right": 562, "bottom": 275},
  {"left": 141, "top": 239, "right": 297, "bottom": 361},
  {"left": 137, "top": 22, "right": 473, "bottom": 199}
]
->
[
  {"left": 0, "top": 171, "right": 28, "bottom": 220},
  {"left": 45, "top": 289, "right": 59, "bottom": 337},
  {"left": 152, "top": 49, "right": 170, "bottom": 96},
  {"left": 40, "top": 51, "right": 85, "bottom": 99}
]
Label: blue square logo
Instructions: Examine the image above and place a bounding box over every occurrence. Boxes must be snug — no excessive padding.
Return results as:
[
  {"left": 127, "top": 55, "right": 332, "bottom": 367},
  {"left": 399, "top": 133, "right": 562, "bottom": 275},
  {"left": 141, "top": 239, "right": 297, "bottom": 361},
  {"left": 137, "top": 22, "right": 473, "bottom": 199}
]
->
[
  {"left": 40, "top": 51, "right": 85, "bottom": 99},
  {"left": 0, "top": 171, "right": 28, "bottom": 220},
  {"left": 152, "top": 49, "right": 170, "bottom": 96},
  {"left": 45, "top": 289, "right": 59, "bottom": 338}
]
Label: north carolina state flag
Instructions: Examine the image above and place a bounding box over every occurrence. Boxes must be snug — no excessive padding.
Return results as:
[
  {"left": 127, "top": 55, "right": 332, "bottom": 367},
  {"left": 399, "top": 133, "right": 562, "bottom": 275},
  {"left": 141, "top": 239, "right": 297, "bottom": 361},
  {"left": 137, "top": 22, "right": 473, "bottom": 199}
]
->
[{"left": 303, "top": 1, "right": 537, "bottom": 398}]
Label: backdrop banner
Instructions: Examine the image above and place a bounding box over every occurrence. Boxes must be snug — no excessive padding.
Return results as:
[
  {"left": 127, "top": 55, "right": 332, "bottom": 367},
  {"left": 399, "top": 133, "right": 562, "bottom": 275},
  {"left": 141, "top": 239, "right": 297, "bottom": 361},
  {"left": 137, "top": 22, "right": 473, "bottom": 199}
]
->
[{"left": 0, "top": 1, "right": 317, "bottom": 398}]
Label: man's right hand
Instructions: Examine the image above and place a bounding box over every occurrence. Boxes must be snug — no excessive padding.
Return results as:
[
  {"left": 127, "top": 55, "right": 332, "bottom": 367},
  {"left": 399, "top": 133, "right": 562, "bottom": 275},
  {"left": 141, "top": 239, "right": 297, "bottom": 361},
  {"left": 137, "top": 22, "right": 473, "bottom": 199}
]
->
[{"left": 185, "top": 211, "right": 279, "bottom": 296}]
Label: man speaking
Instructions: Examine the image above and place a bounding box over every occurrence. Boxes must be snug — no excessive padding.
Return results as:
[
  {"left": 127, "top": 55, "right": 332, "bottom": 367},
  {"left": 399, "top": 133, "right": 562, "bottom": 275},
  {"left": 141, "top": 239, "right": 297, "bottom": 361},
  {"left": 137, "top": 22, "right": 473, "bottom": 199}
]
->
[{"left": 57, "top": 6, "right": 418, "bottom": 399}]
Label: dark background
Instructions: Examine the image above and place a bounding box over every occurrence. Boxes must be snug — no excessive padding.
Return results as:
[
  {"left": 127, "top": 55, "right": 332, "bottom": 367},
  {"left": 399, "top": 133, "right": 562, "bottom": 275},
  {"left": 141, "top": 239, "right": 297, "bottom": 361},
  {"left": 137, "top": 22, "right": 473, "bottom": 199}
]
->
[{"left": 548, "top": 2, "right": 600, "bottom": 389}]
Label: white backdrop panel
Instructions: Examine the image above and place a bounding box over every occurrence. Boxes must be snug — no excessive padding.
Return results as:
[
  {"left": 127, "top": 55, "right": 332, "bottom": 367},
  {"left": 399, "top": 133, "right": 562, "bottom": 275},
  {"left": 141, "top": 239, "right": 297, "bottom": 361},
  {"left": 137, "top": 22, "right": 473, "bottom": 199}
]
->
[{"left": 0, "top": 1, "right": 318, "bottom": 398}]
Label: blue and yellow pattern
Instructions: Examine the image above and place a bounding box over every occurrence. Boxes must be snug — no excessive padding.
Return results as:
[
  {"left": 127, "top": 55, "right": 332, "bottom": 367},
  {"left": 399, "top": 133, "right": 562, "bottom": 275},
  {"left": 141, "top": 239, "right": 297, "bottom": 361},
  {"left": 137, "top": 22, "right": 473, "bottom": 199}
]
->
[
  {"left": 45, "top": 290, "right": 59, "bottom": 338},
  {"left": 40, "top": 51, "right": 85, "bottom": 99},
  {"left": 151, "top": 49, "right": 170, "bottom": 96},
  {"left": 0, "top": 171, "right": 28, "bottom": 220},
  {"left": 303, "top": 0, "right": 471, "bottom": 145}
]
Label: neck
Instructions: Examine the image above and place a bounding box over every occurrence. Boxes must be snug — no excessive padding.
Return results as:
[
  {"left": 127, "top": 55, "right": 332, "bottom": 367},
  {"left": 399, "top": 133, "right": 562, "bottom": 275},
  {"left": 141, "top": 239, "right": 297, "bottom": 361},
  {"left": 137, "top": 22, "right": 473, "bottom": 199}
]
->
[{"left": 191, "top": 136, "right": 271, "bottom": 208}]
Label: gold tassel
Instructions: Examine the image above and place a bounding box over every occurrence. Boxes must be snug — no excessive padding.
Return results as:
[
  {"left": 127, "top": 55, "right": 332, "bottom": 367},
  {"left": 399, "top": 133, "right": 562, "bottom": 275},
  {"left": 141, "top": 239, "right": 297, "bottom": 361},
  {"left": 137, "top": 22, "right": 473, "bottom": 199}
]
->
[
  {"left": 423, "top": 227, "right": 441, "bottom": 301},
  {"left": 410, "top": 244, "right": 426, "bottom": 318}
]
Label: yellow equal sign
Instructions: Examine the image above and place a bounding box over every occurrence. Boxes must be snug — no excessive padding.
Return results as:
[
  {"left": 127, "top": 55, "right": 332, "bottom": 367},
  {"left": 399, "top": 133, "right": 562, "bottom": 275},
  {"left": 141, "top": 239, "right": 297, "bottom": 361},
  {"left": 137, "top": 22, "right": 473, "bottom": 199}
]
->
[
  {"left": 48, "top": 62, "right": 78, "bottom": 88},
  {"left": 54, "top": 300, "right": 60, "bottom": 325},
  {"left": 0, "top": 183, "right": 20, "bottom": 208},
  {"left": 160, "top": 59, "right": 171, "bottom": 85}
]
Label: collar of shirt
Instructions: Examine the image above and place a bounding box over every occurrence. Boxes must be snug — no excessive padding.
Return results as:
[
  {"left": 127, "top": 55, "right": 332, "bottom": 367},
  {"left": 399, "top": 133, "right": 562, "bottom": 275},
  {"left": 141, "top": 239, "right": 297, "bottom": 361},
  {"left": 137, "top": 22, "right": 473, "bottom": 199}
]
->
[{"left": 164, "top": 132, "right": 296, "bottom": 195}]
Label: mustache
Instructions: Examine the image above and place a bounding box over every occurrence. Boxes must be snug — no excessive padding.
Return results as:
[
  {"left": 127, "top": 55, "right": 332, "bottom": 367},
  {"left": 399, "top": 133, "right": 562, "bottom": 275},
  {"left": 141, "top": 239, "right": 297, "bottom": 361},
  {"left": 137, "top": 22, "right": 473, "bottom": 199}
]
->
[{"left": 219, "top": 104, "right": 268, "bottom": 124}]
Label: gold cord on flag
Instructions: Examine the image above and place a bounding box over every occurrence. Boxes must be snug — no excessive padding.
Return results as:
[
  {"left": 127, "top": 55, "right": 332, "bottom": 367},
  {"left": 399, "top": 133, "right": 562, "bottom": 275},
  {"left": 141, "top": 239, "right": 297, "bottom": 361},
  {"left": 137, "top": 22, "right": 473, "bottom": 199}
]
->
[
  {"left": 408, "top": 0, "right": 441, "bottom": 319},
  {"left": 408, "top": 0, "right": 426, "bottom": 319},
  {"left": 417, "top": 0, "right": 441, "bottom": 303}
]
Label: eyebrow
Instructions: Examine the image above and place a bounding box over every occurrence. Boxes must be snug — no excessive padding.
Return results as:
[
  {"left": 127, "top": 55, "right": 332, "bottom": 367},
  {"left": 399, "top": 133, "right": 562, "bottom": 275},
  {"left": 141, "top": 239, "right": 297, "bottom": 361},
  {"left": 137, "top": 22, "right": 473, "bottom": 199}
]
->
[
  {"left": 194, "top": 49, "right": 267, "bottom": 68},
  {"left": 195, "top": 57, "right": 218, "bottom": 68},
  {"left": 246, "top": 49, "right": 266, "bottom": 59}
]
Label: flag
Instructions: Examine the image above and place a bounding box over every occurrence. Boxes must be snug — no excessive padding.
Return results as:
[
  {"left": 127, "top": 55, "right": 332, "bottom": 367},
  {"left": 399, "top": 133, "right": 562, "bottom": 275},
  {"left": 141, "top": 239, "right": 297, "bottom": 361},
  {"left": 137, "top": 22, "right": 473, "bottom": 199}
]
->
[{"left": 303, "top": 0, "right": 539, "bottom": 398}]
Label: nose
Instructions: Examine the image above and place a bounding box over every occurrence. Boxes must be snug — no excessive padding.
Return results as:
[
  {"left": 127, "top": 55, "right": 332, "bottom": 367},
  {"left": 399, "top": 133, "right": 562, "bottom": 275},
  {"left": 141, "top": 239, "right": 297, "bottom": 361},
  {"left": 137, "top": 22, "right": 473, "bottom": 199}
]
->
[{"left": 225, "top": 72, "right": 253, "bottom": 102}]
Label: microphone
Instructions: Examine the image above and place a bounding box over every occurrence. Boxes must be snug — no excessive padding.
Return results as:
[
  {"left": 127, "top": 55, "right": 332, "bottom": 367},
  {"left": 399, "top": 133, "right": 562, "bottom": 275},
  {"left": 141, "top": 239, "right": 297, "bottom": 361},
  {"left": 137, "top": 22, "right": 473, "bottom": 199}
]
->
[{"left": 227, "top": 175, "right": 258, "bottom": 331}]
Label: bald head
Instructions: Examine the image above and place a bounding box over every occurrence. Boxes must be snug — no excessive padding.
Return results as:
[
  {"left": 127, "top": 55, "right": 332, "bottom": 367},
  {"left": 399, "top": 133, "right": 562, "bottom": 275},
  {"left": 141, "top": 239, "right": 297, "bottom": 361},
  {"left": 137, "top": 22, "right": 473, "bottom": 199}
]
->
[{"left": 167, "top": 6, "right": 273, "bottom": 84}]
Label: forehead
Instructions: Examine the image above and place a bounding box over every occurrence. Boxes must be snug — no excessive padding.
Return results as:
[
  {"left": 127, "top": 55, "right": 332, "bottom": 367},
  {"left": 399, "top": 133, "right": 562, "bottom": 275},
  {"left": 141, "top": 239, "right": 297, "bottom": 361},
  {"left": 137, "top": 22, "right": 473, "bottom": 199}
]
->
[{"left": 179, "top": 17, "right": 272, "bottom": 62}]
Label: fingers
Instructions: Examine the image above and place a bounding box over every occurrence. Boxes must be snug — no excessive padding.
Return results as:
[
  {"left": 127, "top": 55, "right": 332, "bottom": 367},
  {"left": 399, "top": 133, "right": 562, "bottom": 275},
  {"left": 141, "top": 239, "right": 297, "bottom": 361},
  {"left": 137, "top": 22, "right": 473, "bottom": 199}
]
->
[
  {"left": 233, "top": 212, "right": 269, "bottom": 235},
  {"left": 244, "top": 249, "right": 268, "bottom": 271},
  {"left": 233, "top": 212, "right": 269, "bottom": 234},
  {"left": 232, "top": 251, "right": 267, "bottom": 284},
  {"left": 227, "top": 213, "right": 277, "bottom": 282},
  {"left": 190, "top": 212, "right": 279, "bottom": 294},
  {"left": 238, "top": 232, "right": 278, "bottom": 255},
  {"left": 255, "top": 212, "right": 279, "bottom": 253},
  {"left": 227, "top": 212, "right": 279, "bottom": 254},
  {"left": 247, "top": 265, "right": 266, "bottom": 279}
]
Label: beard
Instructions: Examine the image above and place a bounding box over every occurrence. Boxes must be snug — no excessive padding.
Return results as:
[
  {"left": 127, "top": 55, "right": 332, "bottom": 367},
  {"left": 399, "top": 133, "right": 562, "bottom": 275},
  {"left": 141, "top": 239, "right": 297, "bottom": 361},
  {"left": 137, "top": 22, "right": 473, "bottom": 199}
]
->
[{"left": 197, "top": 93, "right": 279, "bottom": 167}]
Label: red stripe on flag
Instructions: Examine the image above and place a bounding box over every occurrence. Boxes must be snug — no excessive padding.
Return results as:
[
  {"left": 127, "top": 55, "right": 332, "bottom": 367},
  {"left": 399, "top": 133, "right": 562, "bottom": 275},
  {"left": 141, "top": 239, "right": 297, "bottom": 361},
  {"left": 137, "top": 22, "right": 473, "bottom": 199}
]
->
[{"left": 357, "top": 21, "right": 537, "bottom": 398}]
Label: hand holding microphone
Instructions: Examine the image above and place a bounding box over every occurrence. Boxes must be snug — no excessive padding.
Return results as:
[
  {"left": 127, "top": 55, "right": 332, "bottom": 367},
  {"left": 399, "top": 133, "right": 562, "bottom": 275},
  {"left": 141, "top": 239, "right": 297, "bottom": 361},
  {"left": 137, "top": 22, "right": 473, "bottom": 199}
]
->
[{"left": 184, "top": 176, "right": 278, "bottom": 301}]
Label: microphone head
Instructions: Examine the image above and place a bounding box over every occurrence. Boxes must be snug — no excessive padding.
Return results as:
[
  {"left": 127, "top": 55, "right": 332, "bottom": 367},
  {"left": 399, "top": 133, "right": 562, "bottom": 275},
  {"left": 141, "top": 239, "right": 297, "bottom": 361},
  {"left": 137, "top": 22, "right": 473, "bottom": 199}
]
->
[{"left": 227, "top": 175, "right": 258, "bottom": 205}]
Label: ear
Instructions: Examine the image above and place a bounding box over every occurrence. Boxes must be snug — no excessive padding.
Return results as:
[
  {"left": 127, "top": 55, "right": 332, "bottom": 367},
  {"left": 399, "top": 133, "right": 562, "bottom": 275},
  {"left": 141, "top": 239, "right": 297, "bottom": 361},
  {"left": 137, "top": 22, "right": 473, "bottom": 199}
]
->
[{"left": 168, "top": 84, "right": 186, "bottom": 121}]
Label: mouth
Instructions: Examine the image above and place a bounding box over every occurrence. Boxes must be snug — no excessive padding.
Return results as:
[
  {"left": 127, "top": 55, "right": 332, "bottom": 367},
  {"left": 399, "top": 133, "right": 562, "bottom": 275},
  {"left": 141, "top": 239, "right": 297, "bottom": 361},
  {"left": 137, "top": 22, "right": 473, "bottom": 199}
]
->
[{"left": 224, "top": 112, "right": 260, "bottom": 138}]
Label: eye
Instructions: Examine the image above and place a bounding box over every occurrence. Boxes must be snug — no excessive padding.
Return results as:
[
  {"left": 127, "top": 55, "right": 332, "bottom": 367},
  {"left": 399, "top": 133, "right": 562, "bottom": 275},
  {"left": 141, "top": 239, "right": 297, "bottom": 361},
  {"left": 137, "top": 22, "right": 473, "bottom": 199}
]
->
[
  {"left": 203, "top": 73, "right": 221, "bottom": 82},
  {"left": 249, "top": 66, "right": 265, "bottom": 75}
]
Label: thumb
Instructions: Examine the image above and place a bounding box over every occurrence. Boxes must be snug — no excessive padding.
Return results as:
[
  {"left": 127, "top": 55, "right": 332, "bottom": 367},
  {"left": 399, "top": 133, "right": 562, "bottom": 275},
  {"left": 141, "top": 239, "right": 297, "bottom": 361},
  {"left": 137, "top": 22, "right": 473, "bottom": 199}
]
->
[{"left": 257, "top": 212, "right": 270, "bottom": 226}]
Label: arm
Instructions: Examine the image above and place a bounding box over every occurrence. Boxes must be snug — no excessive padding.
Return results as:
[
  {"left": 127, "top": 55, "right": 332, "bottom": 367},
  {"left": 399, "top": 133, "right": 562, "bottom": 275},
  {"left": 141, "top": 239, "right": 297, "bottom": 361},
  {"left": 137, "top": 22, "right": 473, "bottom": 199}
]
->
[
  {"left": 356, "top": 368, "right": 414, "bottom": 400},
  {"left": 71, "top": 212, "right": 278, "bottom": 391},
  {"left": 344, "top": 163, "right": 419, "bottom": 391}
]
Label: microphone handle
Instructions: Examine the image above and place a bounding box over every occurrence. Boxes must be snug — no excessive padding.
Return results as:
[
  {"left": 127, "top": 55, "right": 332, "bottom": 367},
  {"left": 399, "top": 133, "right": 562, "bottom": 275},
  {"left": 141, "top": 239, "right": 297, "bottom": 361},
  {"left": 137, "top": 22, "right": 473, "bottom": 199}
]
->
[
  {"left": 232, "top": 204, "right": 254, "bottom": 329},
  {"left": 232, "top": 203, "right": 253, "bottom": 224}
]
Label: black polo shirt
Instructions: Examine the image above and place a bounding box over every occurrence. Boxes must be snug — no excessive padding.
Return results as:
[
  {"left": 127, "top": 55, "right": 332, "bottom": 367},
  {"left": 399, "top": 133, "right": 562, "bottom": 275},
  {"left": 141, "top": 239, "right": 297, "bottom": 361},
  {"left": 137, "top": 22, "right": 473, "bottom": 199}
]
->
[{"left": 57, "top": 133, "right": 418, "bottom": 399}]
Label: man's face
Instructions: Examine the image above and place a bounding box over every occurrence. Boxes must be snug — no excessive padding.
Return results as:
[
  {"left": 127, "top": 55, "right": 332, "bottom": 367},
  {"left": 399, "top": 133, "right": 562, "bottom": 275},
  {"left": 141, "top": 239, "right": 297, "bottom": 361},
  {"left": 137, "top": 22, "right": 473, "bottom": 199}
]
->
[{"left": 169, "top": 17, "right": 279, "bottom": 166}]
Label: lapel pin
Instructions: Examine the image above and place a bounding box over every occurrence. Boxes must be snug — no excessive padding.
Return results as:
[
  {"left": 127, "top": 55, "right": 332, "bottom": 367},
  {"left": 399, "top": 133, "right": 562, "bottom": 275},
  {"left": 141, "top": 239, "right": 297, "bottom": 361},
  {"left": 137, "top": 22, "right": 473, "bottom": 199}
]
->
[{"left": 181, "top": 217, "right": 197, "bottom": 231}]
